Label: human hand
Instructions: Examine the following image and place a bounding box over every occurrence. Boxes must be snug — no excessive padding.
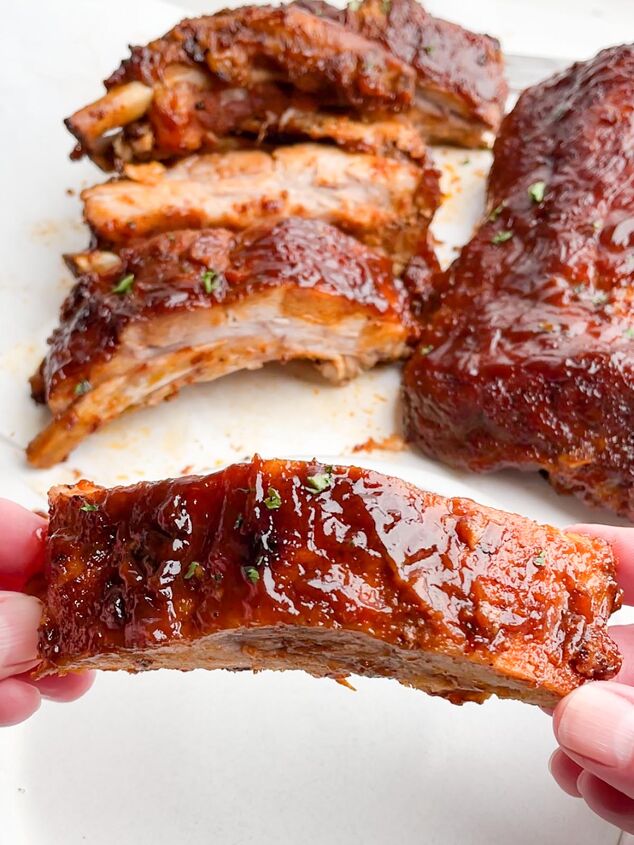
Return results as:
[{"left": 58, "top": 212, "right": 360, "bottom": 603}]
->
[
  {"left": 550, "top": 524, "right": 634, "bottom": 832},
  {"left": 0, "top": 498, "right": 94, "bottom": 726}
]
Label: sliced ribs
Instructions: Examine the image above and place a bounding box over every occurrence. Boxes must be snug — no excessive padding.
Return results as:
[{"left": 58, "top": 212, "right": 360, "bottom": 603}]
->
[
  {"left": 66, "top": 4, "right": 415, "bottom": 169},
  {"left": 36, "top": 457, "right": 622, "bottom": 707},
  {"left": 81, "top": 143, "right": 441, "bottom": 270},
  {"left": 27, "top": 219, "right": 418, "bottom": 468},
  {"left": 404, "top": 45, "right": 634, "bottom": 519},
  {"left": 65, "top": 1, "right": 506, "bottom": 168}
]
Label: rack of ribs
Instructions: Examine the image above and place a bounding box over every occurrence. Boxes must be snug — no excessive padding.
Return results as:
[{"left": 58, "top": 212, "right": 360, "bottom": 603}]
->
[
  {"left": 35, "top": 457, "right": 622, "bottom": 708},
  {"left": 27, "top": 219, "right": 419, "bottom": 468},
  {"left": 81, "top": 143, "right": 441, "bottom": 271},
  {"left": 65, "top": 1, "right": 507, "bottom": 169},
  {"left": 403, "top": 45, "right": 634, "bottom": 520}
]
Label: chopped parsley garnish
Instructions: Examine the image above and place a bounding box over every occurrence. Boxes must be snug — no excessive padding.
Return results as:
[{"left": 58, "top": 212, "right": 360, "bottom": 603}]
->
[
  {"left": 461, "top": 158, "right": 471, "bottom": 166},
  {"left": 624, "top": 327, "right": 634, "bottom": 339},
  {"left": 593, "top": 219, "right": 603, "bottom": 232},
  {"left": 528, "top": 181, "right": 546, "bottom": 203},
  {"left": 381, "top": 0, "right": 391, "bottom": 12},
  {"left": 533, "top": 550, "right": 546, "bottom": 567},
  {"left": 488, "top": 202, "right": 506, "bottom": 222},
  {"left": 244, "top": 566, "right": 260, "bottom": 583},
  {"left": 80, "top": 502, "right": 99, "bottom": 512},
  {"left": 112, "top": 273, "right": 135, "bottom": 295},
  {"left": 201, "top": 269, "right": 220, "bottom": 294},
  {"left": 234, "top": 513, "right": 244, "bottom": 529},
  {"left": 305, "top": 466, "right": 334, "bottom": 493},
  {"left": 74, "top": 380, "right": 92, "bottom": 397},
  {"left": 184, "top": 561, "right": 202, "bottom": 580},
  {"left": 263, "top": 486, "right": 282, "bottom": 510},
  {"left": 419, "top": 344, "right": 434, "bottom": 356},
  {"left": 491, "top": 230, "right": 513, "bottom": 245},
  {"left": 348, "top": 0, "right": 361, "bottom": 8},
  {"left": 423, "top": 45, "right": 433, "bottom": 55}
]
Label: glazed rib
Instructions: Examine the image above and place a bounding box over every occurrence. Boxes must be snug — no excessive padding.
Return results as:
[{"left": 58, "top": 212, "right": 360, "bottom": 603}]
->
[
  {"left": 65, "top": 1, "right": 507, "bottom": 168},
  {"left": 297, "top": 0, "right": 507, "bottom": 146},
  {"left": 403, "top": 45, "right": 634, "bottom": 519},
  {"left": 36, "top": 457, "right": 622, "bottom": 708},
  {"left": 82, "top": 143, "right": 440, "bottom": 269},
  {"left": 28, "top": 219, "right": 418, "bottom": 468},
  {"left": 66, "top": 5, "right": 415, "bottom": 168}
]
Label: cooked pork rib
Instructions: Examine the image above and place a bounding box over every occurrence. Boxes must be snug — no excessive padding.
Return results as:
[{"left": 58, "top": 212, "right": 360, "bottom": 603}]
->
[
  {"left": 28, "top": 219, "right": 418, "bottom": 468},
  {"left": 404, "top": 45, "right": 634, "bottom": 519},
  {"left": 298, "top": 0, "right": 507, "bottom": 146},
  {"left": 36, "top": 457, "right": 622, "bottom": 707},
  {"left": 65, "top": 1, "right": 506, "bottom": 168},
  {"left": 66, "top": 4, "right": 415, "bottom": 168},
  {"left": 81, "top": 143, "right": 440, "bottom": 270}
]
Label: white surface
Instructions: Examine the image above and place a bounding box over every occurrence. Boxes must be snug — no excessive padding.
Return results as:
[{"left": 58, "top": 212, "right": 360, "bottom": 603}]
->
[{"left": 0, "top": 0, "right": 632, "bottom": 843}]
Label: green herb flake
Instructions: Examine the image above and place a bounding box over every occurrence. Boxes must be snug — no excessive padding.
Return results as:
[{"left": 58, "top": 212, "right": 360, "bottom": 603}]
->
[
  {"left": 423, "top": 45, "right": 433, "bottom": 55},
  {"left": 492, "top": 230, "right": 513, "bottom": 245},
  {"left": 80, "top": 502, "right": 99, "bottom": 512},
  {"left": 533, "top": 550, "right": 546, "bottom": 567},
  {"left": 528, "top": 181, "right": 546, "bottom": 203},
  {"left": 201, "top": 269, "right": 220, "bottom": 294},
  {"left": 624, "top": 327, "right": 634, "bottom": 340},
  {"left": 74, "top": 380, "right": 92, "bottom": 397},
  {"left": 381, "top": 0, "right": 391, "bottom": 12},
  {"left": 184, "top": 561, "right": 202, "bottom": 580},
  {"left": 112, "top": 273, "right": 135, "bottom": 295},
  {"left": 461, "top": 158, "right": 471, "bottom": 166},
  {"left": 305, "top": 466, "right": 334, "bottom": 494},
  {"left": 593, "top": 219, "right": 603, "bottom": 232},
  {"left": 488, "top": 202, "right": 506, "bottom": 222},
  {"left": 592, "top": 291, "right": 608, "bottom": 307},
  {"left": 263, "top": 486, "right": 282, "bottom": 510},
  {"left": 419, "top": 344, "right": 434, "bottom": 356},
  {"left": 348, "top": 0, "right": 361, "bottom": 9},
  {"left": 245, "top": 566, "right": 260, "bottom": 584}
]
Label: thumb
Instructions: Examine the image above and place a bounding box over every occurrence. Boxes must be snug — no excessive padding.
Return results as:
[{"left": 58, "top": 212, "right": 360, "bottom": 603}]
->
[{"left": 554, "top": 681, "right": 634, "bottom": 800}]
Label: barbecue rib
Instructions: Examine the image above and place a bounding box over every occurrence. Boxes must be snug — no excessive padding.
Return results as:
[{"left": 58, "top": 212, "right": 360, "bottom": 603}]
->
[
  {"left": 65, "top": 1, "right": 506, "bottom": 168},
  {"left": 27, "top": 219, "right": 418, "bottom": 468},
  {"left": 36, "top": 457, "right": 622, "bottom": 707},
  {"left": 297, "top": 0, "right": 507, "bottom": 147},
  {"left": 66, "top": 4, "right": 415, "bottom": 168},
  {"left": 81, "top": 143, "right": 441, "bottom": 269},
  {"left": 404, "top": 45, "right": 634, "bottom": 520}
]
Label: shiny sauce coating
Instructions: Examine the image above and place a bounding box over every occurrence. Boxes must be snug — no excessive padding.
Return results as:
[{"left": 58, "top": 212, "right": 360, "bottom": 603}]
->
[
  {"left": 35, "top": 218, "right": 414, "bottom": 404},
  {"left": 39, "top": 458, "right": 621, "bottom": 693},
  {"left": 404, "top": 45, "right": 634, "bottom": 518}
]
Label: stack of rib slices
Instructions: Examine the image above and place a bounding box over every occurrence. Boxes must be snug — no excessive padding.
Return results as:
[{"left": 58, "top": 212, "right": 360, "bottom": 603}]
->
[{"left": 27, "top": 0, "right": 507, "bottom": 469}]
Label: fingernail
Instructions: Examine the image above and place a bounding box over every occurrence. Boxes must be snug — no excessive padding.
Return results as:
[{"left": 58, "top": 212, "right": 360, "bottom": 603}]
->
[
  {"left": 0, "top": 593, "right": 42, "bottom": 674},
  {"left": 556, "top": 684, "right": 634, "bottom": 768}
]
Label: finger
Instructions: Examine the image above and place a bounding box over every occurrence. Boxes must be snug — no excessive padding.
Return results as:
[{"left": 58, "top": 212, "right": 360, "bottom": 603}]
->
[
  {"left": 568, "top": 524, "right": 634, "bottom": 605},
  {"left": 0, "top": 593, "right": 42, "bottom": 680},
  {"left": 577, "top": 771, "right": 634, "bottom": 835},
  {"left": 22, "top": 671, "right": 96, "bottom": 702},
  {"left": 549, "top": 748, "right": 583, "bottom": 797},
  {"left": 554, "top": 681, "right": 634, "bottom": 800},
  {"left": 0, "top": 500, "right": 46, "bottom": 592},
  {"left": 0, "top": 677, "right": 41, "bottom": 726},
  {"left": 610, "top": 625, "right": 634, "bottom": 685}
]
